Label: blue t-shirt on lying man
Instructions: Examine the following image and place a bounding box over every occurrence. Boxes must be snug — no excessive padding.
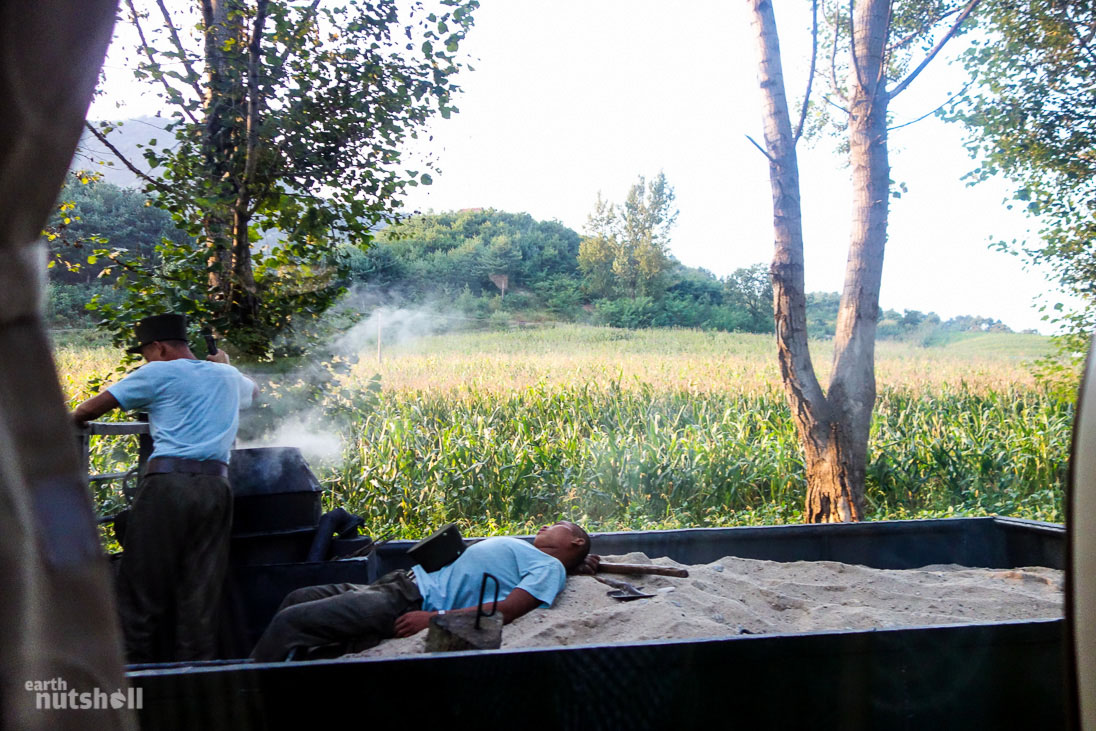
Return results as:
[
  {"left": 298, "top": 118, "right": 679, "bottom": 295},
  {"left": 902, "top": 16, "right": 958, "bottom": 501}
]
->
[
  {"left": 412, "top": 537, "right": 567, "bottom": 611},
  {"left": 108, "top": 359, "right": 255, "bottom": 463}
]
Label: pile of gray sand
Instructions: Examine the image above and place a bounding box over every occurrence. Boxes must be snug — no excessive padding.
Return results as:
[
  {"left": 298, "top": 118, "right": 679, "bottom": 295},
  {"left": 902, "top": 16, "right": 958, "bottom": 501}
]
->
[{"left": 351, "top": 552, "right": 1063, "bottom": 659}]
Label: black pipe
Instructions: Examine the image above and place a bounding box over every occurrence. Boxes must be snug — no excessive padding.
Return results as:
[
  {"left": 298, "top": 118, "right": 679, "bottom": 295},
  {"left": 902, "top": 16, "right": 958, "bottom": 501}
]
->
[{"left": 306, "top": 508, "right": 365, "bottom": 562}]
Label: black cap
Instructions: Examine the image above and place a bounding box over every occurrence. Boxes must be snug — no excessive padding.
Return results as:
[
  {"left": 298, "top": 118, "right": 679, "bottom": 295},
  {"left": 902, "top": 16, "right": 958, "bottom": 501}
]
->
[{"left": 128, "top": 314, "right": 189, "bottom": 353}]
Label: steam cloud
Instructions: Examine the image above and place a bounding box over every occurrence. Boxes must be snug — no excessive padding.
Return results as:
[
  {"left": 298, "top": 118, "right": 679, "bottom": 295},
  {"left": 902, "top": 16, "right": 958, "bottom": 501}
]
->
[
  {"left": 239, "top": 286, "right": 461, "bottom": 467},
  {"left": 240, "top": 411, "right": 343, "bottom": 465},
  {"left": 331, "top": 288, "right": 449, "bottom": 357}
]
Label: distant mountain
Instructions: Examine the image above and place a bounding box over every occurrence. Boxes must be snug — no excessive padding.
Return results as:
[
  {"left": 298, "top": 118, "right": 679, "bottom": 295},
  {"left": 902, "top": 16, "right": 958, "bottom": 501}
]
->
[{"left": 73, "top": 116, "right": 174, "bottom": 189}]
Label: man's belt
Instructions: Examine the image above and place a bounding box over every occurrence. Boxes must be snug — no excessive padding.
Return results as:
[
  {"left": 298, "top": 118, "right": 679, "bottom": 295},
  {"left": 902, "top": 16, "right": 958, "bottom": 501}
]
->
[{"left": 145, "top": 457, "right": 229, "bottom": 478}]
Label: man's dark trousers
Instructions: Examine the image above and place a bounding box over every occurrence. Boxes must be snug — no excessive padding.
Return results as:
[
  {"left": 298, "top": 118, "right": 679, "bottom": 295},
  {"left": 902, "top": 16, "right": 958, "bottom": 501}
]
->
[
  {"left": 250, "top": 571, "right": 423, "bottom": 662},
  {"left": 116, "top": 472, "right": 232, "bottom": 663}
]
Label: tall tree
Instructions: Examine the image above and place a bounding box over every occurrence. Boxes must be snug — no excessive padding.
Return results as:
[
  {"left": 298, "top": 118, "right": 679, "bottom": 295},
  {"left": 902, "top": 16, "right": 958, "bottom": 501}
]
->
[
  {"left": 87, "top": 0, "right": 477, "bottom": 357},
  {"left": 723, "top": 263, "right": 774, "bottom": 333},
  {"left": 747, "top": 0, "right": 979, "bottom": 522},
  {"left": 947, "top": 1, "right": 1095, "bottom": 367},
  {"left": 578, "top": 172, "right": 678, "bottom": 299}
]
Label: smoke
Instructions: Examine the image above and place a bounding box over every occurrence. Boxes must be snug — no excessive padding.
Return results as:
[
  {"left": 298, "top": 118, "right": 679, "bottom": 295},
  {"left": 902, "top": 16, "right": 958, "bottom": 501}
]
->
[
  {"left": 238, "top": 410, "right": 343, "bottom": 466},
  {"left": 238, "top": 285, "right": 462, "bottom": 469},
  {"left": 330, "top": 286, "right": 450, "bottom": 357},
  {"left": 333, "top": 305, "right": 446, "bottom": 356}
]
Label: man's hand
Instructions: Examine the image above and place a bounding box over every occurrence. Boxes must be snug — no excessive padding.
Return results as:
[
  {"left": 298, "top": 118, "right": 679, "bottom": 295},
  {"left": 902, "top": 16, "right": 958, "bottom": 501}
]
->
[
  {"left": 575, "top": 553, "right": 601, "bottom": 575},
  {"left": 394, "top": 610, "right": 434, "bottom": 637},
  {"left": 207, "top": 350, "right": 230, "bottom": 364}
]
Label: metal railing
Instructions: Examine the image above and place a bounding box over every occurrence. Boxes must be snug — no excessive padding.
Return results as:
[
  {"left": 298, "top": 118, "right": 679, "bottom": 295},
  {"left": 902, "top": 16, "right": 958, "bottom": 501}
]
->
[{"left": 77, "top": 418, "right": 152, "bottom": 516}]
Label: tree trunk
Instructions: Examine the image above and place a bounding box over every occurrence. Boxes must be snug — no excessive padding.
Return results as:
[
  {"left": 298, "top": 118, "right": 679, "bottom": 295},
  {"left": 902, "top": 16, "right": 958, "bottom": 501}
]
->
[
  {"left": 749, "top": 0, "right": 890, "bottom": 523},
  {"left": 818, "top": 0, "right": 891, "bottom": 523},
  {"left": 202, "top": 0, "right": 237, "bottom": 308},
  {"left": 202, "top": 0, "right": 260, "bottom": 330}
]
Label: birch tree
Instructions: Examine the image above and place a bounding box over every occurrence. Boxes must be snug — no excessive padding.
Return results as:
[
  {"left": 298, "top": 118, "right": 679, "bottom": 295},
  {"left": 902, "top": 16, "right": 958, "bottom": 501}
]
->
[{"left": 747, "top": 0, "right": 980, "bottom": 522}]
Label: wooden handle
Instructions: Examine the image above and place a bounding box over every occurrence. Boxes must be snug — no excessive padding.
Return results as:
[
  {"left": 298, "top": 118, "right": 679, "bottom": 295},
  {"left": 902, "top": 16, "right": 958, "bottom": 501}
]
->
[{"left": 597, "top": 562, "right": 689, "bottom": 578}]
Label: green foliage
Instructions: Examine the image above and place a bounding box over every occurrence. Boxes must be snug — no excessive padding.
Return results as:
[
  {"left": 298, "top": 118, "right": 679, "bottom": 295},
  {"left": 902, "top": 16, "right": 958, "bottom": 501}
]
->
[
  {"left": 45, "top": 177, "right": 186, "bottom": 283},
  {"left": 578, "top": 173, "right": 678, "bottom": 299},
  {"left": 343, "top": 243, "right": 405, "bottom": 287},
  {"left": 811, "top": 293, "right": 1019, "bottom": 344},
  {"left": 90, "top": 0, "right": 478, "bottom": 358},
  {"left": 722, "top": 264, "right": 774, "bottom": 333},
  {"left": 947, "top": 0, "right": 1094, "bottom": 372},
  {"left": 314, "top": 336, "right": 1068, "bottom": 536},
  {"left": 348, "top": 207, "right": 1019, "bottom": 339},
  {"left": 865, "top": 386, "right": 1068, "bottom": 522},
  {"left": 592, "top": 294, "right": 754, "bottom": 332},
  {"left": 531, "top": 274, "right": 586, "bottom": 318},
  {"left": 47, "top": 283, "right": 126, "bottom": 328},
  {"left": 805, "top": 292, "right": 841, "bottom": 337},
  {"left": 374, "top": 209, "right": 581, "bottom": 296}
]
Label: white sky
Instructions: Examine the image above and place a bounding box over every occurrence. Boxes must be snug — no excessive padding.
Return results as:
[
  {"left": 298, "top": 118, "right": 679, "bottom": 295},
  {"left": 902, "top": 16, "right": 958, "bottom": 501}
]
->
[{"left": 90, "top": 0, "right": 1066, "bottom": 333}]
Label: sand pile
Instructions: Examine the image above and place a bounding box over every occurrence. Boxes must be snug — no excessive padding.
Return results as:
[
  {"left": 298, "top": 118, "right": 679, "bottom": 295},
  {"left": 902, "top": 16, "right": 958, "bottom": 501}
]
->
[{"left": 351, "top": 552, "right": 1063, "bottom": 659}]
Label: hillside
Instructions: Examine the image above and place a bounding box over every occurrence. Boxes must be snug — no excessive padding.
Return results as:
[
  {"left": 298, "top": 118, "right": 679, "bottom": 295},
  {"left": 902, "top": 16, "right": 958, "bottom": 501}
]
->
[{"left": 58, "top": 119, "right": 1032, "bottom": 340}]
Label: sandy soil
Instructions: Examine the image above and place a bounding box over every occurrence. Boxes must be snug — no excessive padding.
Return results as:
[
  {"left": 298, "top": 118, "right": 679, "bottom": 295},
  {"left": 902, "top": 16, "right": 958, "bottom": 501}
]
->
[{"left": 350, "top": 552, "right": 1063, "bottom": 659}]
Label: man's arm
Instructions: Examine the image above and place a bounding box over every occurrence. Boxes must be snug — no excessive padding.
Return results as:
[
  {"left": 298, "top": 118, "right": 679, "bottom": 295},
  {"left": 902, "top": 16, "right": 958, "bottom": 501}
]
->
[
  {"left": 208, "top": 349, "right": 260, "bottom": 403},
  {"left": 393, "top": 587, "right": 542, "bottom": 638},
  {"left": 72, "top": 391, "right": 120, "bottom": 427}
]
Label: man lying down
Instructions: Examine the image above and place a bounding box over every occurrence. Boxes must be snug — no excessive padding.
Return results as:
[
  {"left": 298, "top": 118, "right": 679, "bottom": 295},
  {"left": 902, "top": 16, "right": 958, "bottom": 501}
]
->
[{"left": 251, "top": 521, "right": 595, "bottom": 662}]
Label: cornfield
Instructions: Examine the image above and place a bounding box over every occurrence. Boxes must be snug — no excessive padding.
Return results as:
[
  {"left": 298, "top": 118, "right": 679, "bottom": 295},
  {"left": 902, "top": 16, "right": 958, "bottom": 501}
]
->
[{"left": 55, "top": 325, "right": 1071, "bottom": 538}]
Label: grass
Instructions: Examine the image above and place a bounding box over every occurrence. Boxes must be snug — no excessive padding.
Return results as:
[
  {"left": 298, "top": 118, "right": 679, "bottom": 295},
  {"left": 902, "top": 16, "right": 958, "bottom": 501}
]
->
[
  {"left": 920, "top": 330, "right": 1055, "bottom": 358},
  {"left": 54, "top": 325, "right": 1072, "bottom": 539}
]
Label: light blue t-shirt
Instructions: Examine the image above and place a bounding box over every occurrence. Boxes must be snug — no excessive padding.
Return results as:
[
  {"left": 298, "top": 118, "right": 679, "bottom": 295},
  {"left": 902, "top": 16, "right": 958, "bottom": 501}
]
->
[
  {"left": 107, "top": 359, "right": 255, "bottom": 463},
  {"left": 412, "top": 537, "right": 567, "bottom": 611}
]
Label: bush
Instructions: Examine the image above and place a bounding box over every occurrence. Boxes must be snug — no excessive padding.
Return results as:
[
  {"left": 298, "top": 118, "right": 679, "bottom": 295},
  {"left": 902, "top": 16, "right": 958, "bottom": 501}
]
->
[
  {"left": 47, "top": 283, "right": 124, "bottom": 328},
  {"left": 452, "top": 286, "right": 490, "bottom": 319},
  {"left": 594, "top": 297, "right": 658, "bottom": 328},
  {"left": 532, "top": 274, "right": 585, "bottom": 317}
]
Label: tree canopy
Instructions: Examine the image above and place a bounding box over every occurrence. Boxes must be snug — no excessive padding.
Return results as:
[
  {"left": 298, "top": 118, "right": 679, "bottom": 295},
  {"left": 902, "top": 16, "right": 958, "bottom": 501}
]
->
[
  {"left": 86, "top": 0, "right": 478, "bottom": 357},
  {"left": 368, "top": 208, "right": 582, "bottom": 294},
  {"left": 45, "top": 177, "right": 186, "bottom": 283},
  {"left": 948, "top": 0, "right": 1095, "bottom": 360},
  {"left": 578, "top": 172, "right": 678, "bottom": 300}
]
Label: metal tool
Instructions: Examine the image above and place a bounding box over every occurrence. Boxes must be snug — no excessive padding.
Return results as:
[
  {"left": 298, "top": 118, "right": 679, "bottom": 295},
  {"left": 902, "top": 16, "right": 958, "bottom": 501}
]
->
[
  {"left": 594, "top": 574, "right": 655, "bottom": 601},
  {"left": 202, "top": 326, "right": 218, "bottom": 356}
]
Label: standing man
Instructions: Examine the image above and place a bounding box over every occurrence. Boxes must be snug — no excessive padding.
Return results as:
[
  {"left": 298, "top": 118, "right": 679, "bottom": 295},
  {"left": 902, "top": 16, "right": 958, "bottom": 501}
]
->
[{"left": 72, "top": 314, "right": 257, "bottom": 663}]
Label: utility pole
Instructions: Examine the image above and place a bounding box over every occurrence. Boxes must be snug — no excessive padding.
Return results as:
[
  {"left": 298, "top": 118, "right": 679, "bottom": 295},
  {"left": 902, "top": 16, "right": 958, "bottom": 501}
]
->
[{"left": 377, "top": 310, "right": 382, "bottom": 365}]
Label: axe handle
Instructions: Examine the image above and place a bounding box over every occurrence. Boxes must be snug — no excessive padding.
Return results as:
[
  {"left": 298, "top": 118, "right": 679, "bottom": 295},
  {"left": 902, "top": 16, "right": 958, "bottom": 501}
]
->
[{"left": 597, "top": 562, "right": 689, "bottom": 578}]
